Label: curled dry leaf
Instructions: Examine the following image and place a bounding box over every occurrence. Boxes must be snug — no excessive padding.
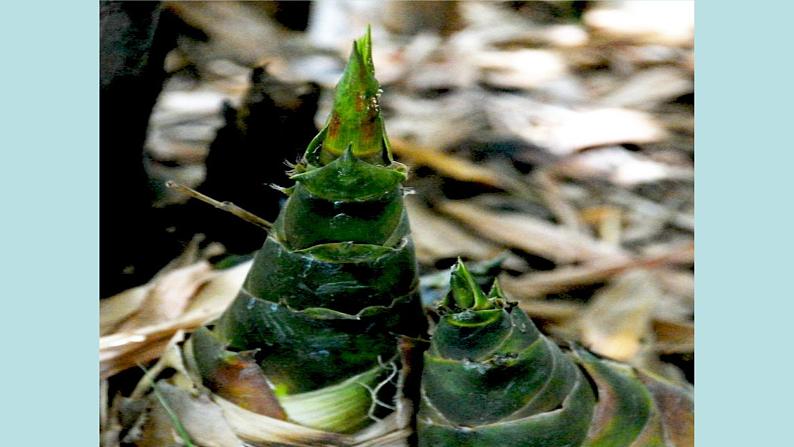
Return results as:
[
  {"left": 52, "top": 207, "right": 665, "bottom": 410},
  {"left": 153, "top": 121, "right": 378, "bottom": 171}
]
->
[
  {"left": 117, "top": 261, "right": 214, "bottom": 333},
  {"left": 100, "top": 286, "right": 149, "bottom": 336},
  {"left": 100, "top": 261, "right": 251, "bottom": 379},
  {"left": 177, "top": 337, "right": 414, "bottom": 447}
]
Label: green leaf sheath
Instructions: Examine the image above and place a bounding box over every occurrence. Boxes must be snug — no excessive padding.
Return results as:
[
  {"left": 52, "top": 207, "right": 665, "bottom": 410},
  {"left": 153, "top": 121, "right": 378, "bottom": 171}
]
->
[
  {"left": 190, "top": 30, "right": 425, "bottom": 433},
  {"left": 418, "top": 261, "right": 693, "bottom": 447}
]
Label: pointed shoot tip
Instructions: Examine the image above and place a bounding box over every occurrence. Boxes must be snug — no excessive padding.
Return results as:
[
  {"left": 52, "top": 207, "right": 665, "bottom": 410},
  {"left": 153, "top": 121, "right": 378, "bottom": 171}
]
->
[{"left": 448, "top": 260, "right": 491, "bottom": 310}]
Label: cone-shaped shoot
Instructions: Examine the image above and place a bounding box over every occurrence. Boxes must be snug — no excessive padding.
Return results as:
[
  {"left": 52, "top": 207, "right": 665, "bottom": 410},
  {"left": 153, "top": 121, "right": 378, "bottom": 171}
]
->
[
  {"left": 305, "top": 27, "right": 392, "bottom": 166},
  {"left": 189, "top": 29, "right": 424, "bottom": 438},
  {"left": 419, "top": 261, "right": 693, "bottom": 447}
]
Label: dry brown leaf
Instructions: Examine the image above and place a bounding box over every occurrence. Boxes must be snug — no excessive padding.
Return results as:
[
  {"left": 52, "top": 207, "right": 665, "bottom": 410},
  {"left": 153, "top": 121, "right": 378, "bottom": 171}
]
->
[
  {"left": 609, "top": 189, "right": 694, "bottom": 232},
  {"left": 534, "top": 170, "right": 585, "bottom": 233},
  {"left": 405, "top": 197, "right": 506, "bottom": 264},
  {"left": 654, "top": 269, "right": 694, "bottom": 300},
  {"left": 597, "top": 67, "right": 692, "bottom": 109},
  {"left": 156, "top": 383, "right": 246, "bottom": 447},
  {"left": 583, "top": 206, "right": 623, "bottom": 245},
  {"left": 390, "top": 137, "right": 525, "bottom": 192},
  {"left": 165, "top": 1, "right": 290, "bottom": 67},
  {"left": 124, "top": 395, "right": 181, "bottom": 447},
  {"left": 501, "top": 241, "right": 693, "bottom": 299},
  {"left": 457, "top": 2, "right": 588, "bottom": 48},
  {"left": 438, "top": 200, "right": 628, "bottom": 264},
  {"left": 486, "top": 95, "right": 665, "bottom": 155},
  {"left": 584, "top": 1, "right": 694, "bottom": 46},
  {"left": 100, "top": 286, "right": 149, "bottom": 336},
  {"left": 381, "top": 0, "right": 462, "bottom": 36},
  {"left": 518, "top": 299, "right": 583, "bottom": 323},
  {"left": 117, "top": 261, "right": 214, "bottom": 333},
  {"left": 184, "top": 261, "right": 251, "bottom": 314},
  {"left": 652, "top": 294, "right": 693, "bottom": 325},
  {"left": 639, "top": 240, "right": 695, "bottom": 264},
  {"left": 555, "top": 146, "right": 694, "bottom": 186},
  {"left": 653, "top": 319, "right": 694, "bottom": 354},
  {"left": 383, "top": 92, "right": 486, "bottom": 149},
  {"left": 130, "top": 331, "right": 190, "bottom": 400},
  {"left": 102, "top": 336, "right": 174, "bottom": 380},
  {"left": 476, "top": 49, "right": 568, "bottom": 90},
  {"left": 100, "top": 261, "right": 251, "bottom": 379},
  {"left": 579, "top": 270, "right": 661, "bottom": 361}
]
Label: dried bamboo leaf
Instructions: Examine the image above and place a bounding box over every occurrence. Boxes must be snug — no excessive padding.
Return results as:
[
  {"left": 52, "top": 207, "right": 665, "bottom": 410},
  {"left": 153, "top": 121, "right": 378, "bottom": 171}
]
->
[
  {"left": 534, "top": 169, "right": 586, "bottom": 233},
  {"left": 555, "top": 146, "right": 693, "bottom": 186},
  {"left": 100, "top": 285, "right": 149, "bottom": 336},
  {"left": 438, "top": 200, "right": 628, "bottom": 264},
  {"left": 501, "top": 242, "right": 693, "bottom": 299},
  {"left": 182, "top": 339, "right": 413, "bottom": 447},
  {"left": 476, "top": 49, "right": 569, "bottom": 90},
  {"left": 406, "top": 197, "right": 512, "bottom": 266},
  {"left": 100, "top": 262, "right": 250, "bottom": 379},
  {"left": 579, "top": 270, "right": 661, "bottom": 361},
  {"left": 597, "top": 67, "right": 693, "bottom": 109},
  {"left": 519, "top": 299, "right": 583, "bottom": 322},
  {"left": 155, "top": 383, "right": 245, "bottom": 447},
  {"left": 384, "top": 93, "right": 485, "bottom": 150},
  {"left": 486, "top": 95, "right": 665, "bottom": 155},
  {"left": 390, "top": 137, "right": 524, "bottom": 191},
  {"left": 584, "top": 2, "right": 694, "bottom": 46},
  {"left": 653, "top": 320, "right": 694, "bottom": 355},
  {"left": 117, "top": 261, "right": 214, "bottom": 332},
  {"left": 654, "top": 269, "right": 694, "bottom": 300},
  {"left": 165, "top": 1, "right": 291, "bottom": 67}
]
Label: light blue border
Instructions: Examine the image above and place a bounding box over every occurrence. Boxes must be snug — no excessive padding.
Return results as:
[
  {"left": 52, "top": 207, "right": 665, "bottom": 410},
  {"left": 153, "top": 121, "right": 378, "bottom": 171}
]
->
[
  {"left": 2, "top": 1, "right": 792, "bottom": 445},
  {"left": 696, "top": 1, "right": 794, "bottom": 445},
  {"left": 0, "top": 2, "right": 98, "bottom": 444}
]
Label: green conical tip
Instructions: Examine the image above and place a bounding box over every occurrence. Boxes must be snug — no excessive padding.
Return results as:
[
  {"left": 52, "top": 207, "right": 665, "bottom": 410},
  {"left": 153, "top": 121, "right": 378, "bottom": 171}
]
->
[
  {"left": 445, "top": 259, "right": 496, "bottom": 311},
  {"left": 311, "top": 27, "right": 391, "bottom": 166},
  {"left": 487, "top": 278, "right": 506, "bottom": 299}
]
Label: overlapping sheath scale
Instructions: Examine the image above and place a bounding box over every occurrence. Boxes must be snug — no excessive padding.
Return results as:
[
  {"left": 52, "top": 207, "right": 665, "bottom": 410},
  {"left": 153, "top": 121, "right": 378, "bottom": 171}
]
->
[
  {"left": 189, "top": 29, "right": 425, "bottom": 435},
  {"left": 417, "top": 261, "right": 693, "bottom": 447}
]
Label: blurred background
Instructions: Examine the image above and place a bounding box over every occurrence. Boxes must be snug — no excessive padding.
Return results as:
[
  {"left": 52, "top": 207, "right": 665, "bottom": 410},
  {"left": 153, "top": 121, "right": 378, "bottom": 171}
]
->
[{"left": 100, "top": 1, "right": 693, "bottom": 386}]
